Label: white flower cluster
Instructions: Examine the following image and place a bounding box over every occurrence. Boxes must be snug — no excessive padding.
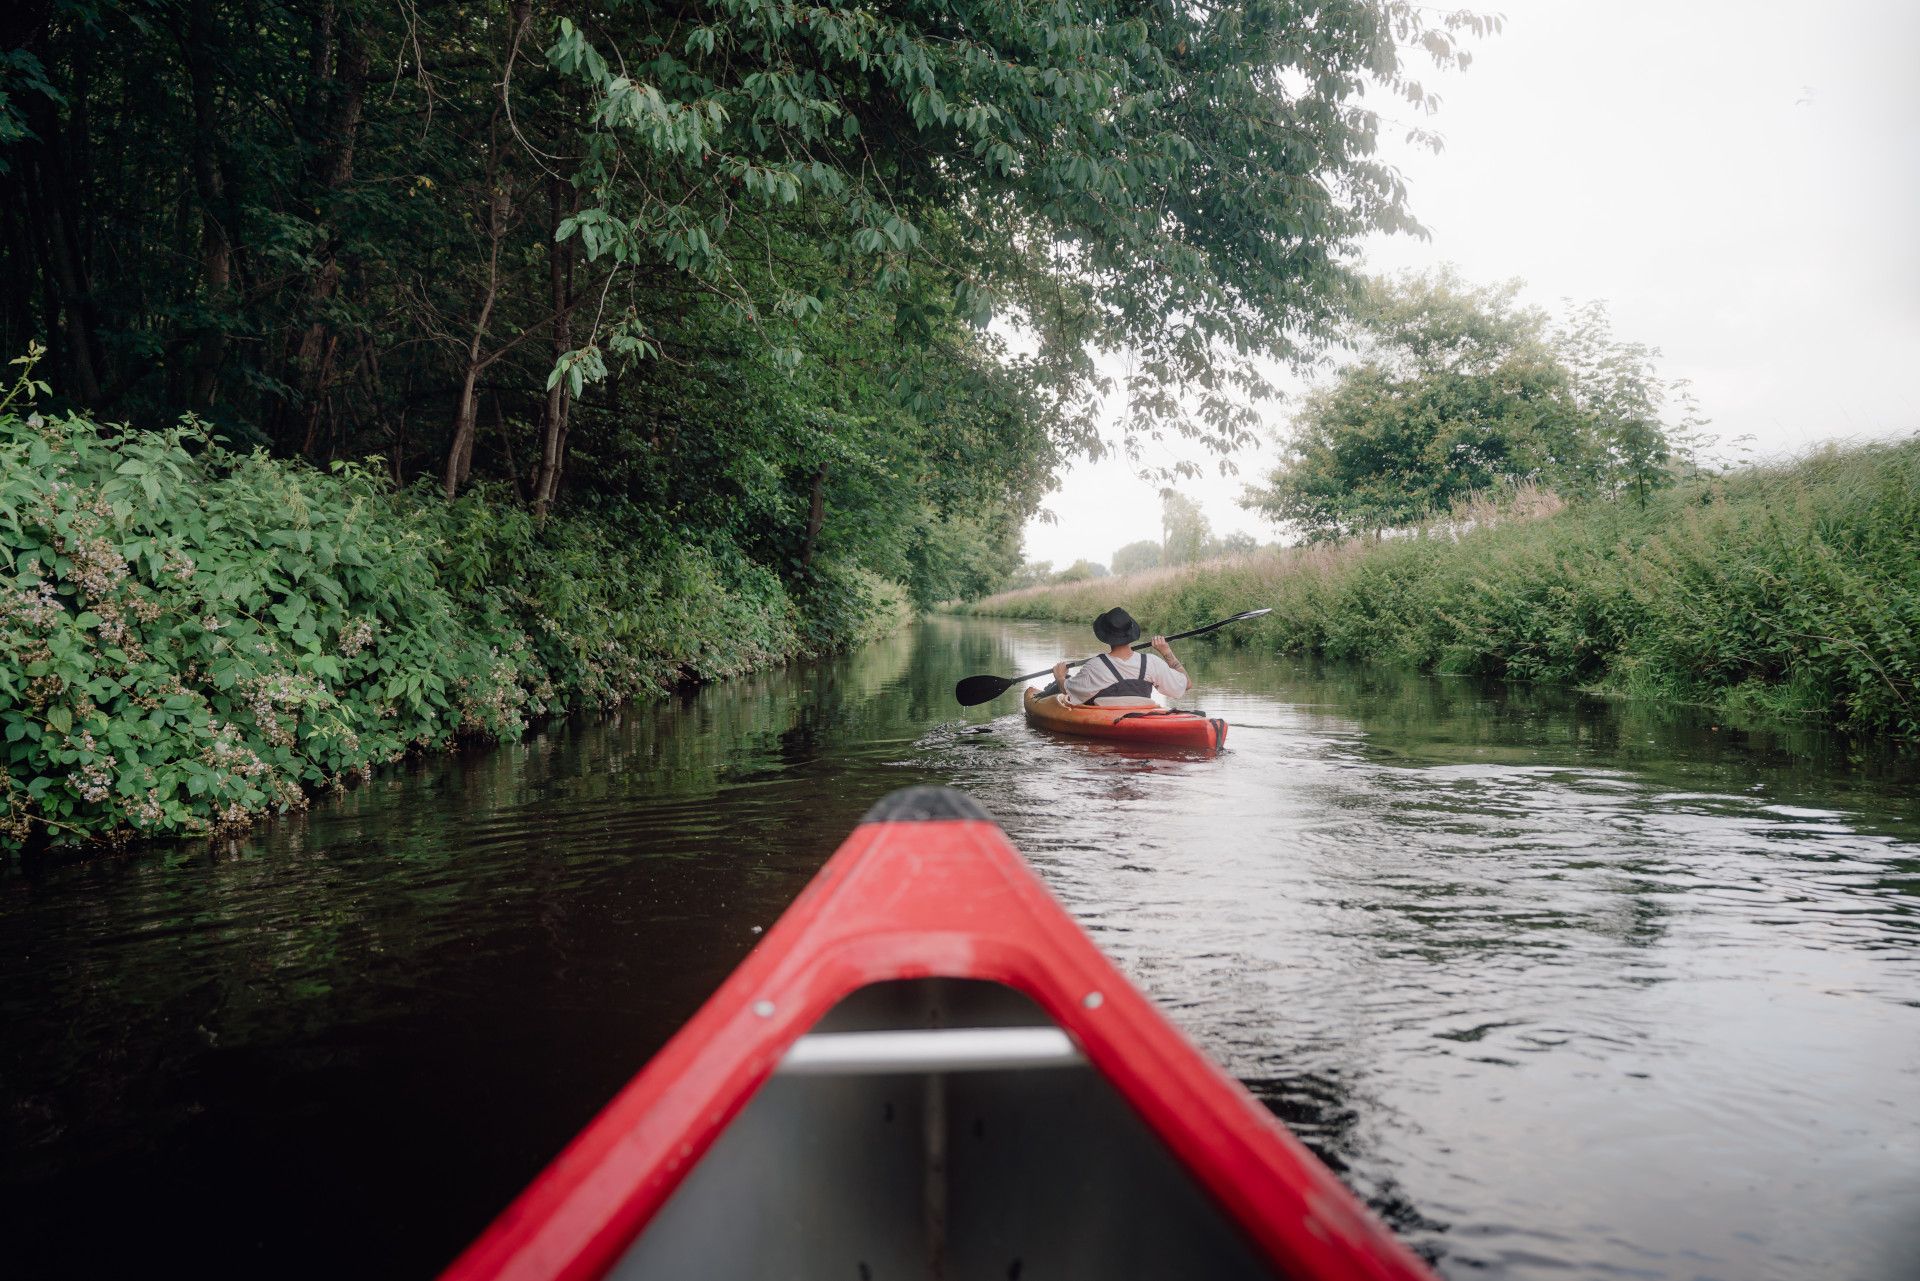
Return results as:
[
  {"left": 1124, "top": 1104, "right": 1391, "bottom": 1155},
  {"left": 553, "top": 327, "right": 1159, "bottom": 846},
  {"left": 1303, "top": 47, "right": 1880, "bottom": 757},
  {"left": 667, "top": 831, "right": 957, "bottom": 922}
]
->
[
  {"left": 131, "top": 789, "right": 165, "bottom": 827},
  {"left": 71, "top": 733, "right": 117, "bottom": 804},
  {"left": 273, "top": 777, "right": 308, "bottom": 812},
  {"left": 240, "top": 670, "right": 331, "bottom": 749},
  {"left": 202, "top": 721, "right": 271, "bottom": 780},
  {"left": 90, "top": 600, "right": 148, "bottom": 659},
  {"left": 2, "top": 581, "right": 64, "bottom": 631},
  {"left": 458, "top": 650, "right": 529, "bottom": 734},
  {"left": 336, "top": 616, "right": 377, "bottom": 657},
  {"left": 65, "top": 535, "right": 130, "bottom": 600}
]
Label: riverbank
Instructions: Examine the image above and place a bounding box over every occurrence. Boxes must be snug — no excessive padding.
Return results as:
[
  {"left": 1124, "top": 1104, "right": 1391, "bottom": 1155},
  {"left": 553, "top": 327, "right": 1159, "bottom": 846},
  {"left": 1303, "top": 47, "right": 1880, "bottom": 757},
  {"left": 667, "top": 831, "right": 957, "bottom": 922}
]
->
[
  {"left": 967, "top": 439, "right": 1920, "bottom": 740},
  {"left": 0, "top": 400, "right": 907, "bottom": 852}
]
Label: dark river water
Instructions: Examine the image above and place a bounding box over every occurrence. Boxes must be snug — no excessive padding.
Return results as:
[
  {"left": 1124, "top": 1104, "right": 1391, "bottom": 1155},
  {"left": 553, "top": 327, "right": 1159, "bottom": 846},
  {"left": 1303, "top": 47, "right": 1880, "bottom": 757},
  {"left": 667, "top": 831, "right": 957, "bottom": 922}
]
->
[{"left": 5, "top": 616, "right": 1920, "bottom": 1280}]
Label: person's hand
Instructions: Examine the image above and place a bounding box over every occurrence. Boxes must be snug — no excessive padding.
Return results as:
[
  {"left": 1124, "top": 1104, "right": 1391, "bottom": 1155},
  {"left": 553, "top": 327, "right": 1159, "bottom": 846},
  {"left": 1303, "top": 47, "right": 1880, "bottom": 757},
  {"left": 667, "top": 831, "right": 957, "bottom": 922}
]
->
[
  {"left": 1150, "top": 635, "right": 1173, "bottom": 658},
  {"left": 1052, "top": 661, "right": 1069, "bottom": 687}
]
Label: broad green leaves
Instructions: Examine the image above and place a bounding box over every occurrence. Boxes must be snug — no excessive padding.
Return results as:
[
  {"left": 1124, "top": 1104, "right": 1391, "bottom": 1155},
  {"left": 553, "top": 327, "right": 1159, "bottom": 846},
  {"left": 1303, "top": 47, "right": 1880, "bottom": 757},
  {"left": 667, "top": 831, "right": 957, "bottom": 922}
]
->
[
  {"left": 0, "top": 368, "right": 821, "bottom": 851},
  {"left": 539, "top": 0, "right": 1483, "bottom": 451}
]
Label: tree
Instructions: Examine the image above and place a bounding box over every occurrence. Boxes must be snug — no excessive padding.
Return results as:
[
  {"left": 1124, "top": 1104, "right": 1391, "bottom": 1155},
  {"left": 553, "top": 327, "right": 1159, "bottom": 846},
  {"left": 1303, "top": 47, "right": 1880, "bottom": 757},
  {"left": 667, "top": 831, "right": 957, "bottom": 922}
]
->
[
  {"left": 1053, "top": 559, "right": 1109, "bottom": 583},
  {"left": 1111, "top": 539, "right": 1162, "bottom": 575},
  {"left": 1161, "top": 490, "right": 1213, "bottom": 566},
  {"left": 1005, "top": 560, "right": 1055, "bottom": 590},
  {"left": 540, "top": 2, "right": 1494, "bottom": 460},
  {"left": 1246, "top": 272, "right": 1700, "bottom": 538},
  {"left": 1553, "top": 300, "right": 1707, "bottom": 507},
  {"left": 0, "top": 2, "right": 1495, "bottom": 614},
  {"left": 1213, "top": 531, "right": 1260, "bottom": 558}
]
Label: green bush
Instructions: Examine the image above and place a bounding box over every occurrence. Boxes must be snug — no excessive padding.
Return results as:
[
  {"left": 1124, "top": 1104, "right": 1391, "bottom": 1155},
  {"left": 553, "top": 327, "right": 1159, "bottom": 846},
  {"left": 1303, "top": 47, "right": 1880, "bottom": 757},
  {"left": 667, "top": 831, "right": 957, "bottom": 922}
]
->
[
  {"left": 967, "top": 440, "right": 1920, "bottom": 740},
  {"left": 0, "top": 358, "right": 901, "bottom": 851}
]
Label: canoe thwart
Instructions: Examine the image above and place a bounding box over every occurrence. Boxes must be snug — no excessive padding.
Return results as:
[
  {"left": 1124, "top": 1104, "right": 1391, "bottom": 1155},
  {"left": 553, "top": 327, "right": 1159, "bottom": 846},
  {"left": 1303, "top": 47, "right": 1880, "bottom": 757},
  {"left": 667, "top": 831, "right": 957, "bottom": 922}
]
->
[{"left": 776, "top": 1026, "right": 1085, "bottom": 1076}]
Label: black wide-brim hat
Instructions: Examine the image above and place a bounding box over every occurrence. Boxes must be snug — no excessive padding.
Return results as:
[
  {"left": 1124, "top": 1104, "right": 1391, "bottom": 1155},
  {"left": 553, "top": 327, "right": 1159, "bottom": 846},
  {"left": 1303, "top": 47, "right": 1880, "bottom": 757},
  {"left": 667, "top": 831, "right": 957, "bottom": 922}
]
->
[{"left": 1093, "top": 607, "right": 1142, "bottom": 645}]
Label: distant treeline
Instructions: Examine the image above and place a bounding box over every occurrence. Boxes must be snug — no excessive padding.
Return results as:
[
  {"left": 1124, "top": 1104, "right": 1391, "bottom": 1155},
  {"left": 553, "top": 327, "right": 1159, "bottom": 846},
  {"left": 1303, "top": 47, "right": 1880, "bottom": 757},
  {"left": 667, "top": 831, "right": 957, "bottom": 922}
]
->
[
  {"left": 967, "top": 440, "right": 1920, "bottom": 740},
  {"left": 1004, "top": 491, "right": 1264, "bottom": 589}
]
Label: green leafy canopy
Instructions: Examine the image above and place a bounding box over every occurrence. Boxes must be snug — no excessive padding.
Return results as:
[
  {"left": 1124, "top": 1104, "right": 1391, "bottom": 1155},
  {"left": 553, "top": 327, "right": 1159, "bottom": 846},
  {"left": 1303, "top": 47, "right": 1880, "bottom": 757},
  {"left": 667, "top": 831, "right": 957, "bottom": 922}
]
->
[{"left": 1247, "top": 269, "right": 1709, "bottom": 539}]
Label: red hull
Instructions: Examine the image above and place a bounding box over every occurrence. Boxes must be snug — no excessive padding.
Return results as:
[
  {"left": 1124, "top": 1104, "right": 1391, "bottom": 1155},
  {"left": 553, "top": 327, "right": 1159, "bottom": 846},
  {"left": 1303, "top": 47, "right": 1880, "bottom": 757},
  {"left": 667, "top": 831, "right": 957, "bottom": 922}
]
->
[
  {"left": 441, "top": 788, "right": 1433, "bottom": 1281},
  {"left": 1024, "top": 688, "right": 1227, "bottom": 751}
]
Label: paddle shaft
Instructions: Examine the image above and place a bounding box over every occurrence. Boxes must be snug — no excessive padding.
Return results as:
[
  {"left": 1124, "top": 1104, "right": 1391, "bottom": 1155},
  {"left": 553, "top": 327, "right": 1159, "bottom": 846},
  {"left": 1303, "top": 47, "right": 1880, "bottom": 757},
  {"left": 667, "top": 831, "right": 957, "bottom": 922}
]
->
[
  {"left": 1005, "top": 610, "right": 1267, "bottom": 684},
  {"left": 952, "top": 608, "right": 1270, "bottom": 705}
]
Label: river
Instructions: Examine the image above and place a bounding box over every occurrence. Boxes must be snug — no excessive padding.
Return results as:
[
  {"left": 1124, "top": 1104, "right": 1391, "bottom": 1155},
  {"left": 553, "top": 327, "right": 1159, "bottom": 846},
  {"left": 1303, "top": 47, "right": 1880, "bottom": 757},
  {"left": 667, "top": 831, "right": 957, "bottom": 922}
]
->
[{"left": 4, "top": 615, "right": 1918, "bottom": 1279}]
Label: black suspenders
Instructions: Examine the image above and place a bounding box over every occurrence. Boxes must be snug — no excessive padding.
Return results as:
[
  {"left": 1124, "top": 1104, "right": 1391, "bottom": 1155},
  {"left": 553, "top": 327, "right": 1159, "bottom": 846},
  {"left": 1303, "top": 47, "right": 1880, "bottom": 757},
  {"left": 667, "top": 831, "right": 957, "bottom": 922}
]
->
[{"left": 1090, "top": 653, "right": 1156, "bottom": 703}]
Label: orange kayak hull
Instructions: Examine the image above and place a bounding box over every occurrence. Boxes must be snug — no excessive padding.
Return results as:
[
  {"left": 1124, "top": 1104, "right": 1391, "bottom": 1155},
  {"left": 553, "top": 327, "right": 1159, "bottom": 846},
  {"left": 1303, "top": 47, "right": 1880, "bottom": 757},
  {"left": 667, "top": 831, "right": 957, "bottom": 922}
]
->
[{"left": 1024, "top": 688, "right": 1227, "bottom": 751}]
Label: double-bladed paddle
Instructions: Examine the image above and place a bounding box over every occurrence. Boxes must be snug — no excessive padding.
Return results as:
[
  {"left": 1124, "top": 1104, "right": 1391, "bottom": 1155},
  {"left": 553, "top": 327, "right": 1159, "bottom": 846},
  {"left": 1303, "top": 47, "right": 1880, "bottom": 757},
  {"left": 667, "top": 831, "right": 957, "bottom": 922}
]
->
[{"left": 953, "top": 608, "right": 1272, "bottom": 706}]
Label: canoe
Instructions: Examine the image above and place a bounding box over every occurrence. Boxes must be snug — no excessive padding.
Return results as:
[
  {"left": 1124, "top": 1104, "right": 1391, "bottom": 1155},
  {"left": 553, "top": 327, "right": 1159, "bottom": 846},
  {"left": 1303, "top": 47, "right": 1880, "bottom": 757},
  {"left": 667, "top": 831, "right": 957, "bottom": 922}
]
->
[
  {"left": 1024, "top": 685, "right": 1228, "bottom": 751},
  {"left": 440, "top": 787, "right": 1434, "bottom": 1281}
]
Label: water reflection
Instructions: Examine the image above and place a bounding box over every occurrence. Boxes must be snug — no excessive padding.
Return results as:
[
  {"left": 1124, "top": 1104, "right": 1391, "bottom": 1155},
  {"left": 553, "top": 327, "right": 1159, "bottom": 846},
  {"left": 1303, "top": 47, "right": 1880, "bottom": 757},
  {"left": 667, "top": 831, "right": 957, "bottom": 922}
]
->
[{"left": 3, "top": 615, "right": 1918, "bottom": 1280}]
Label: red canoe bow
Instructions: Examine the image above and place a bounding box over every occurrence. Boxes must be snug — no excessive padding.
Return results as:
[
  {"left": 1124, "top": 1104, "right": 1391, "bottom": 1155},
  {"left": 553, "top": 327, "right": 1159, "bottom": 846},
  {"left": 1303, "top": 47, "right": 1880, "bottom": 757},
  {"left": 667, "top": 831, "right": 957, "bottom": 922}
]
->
[{"left": 441, "top": 786, "right": 1435, "bottom": 1281}]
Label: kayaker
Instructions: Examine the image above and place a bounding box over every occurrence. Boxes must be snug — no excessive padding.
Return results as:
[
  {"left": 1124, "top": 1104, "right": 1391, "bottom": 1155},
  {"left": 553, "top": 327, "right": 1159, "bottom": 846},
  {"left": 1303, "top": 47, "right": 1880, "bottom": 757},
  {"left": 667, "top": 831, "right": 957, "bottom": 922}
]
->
[{"left": 1050, "top": 607, "right": 1190, "bottom": 707}]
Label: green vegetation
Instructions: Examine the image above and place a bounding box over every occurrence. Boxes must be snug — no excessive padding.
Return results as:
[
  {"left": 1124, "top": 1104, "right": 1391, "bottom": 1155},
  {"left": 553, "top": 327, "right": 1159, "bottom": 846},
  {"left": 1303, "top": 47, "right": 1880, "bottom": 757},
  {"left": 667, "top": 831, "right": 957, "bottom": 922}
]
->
[
  {"left": 0, "top": 2, "right": 1497, "bottom": 848},
  {"left": 968, "top": 440, "right": 1920, "bottom": 739},
  {"left": 0, "top": 354, "right": 902, "bottom": 850},
  {"left": 1111, "top": 540, "right": 1164, "bottom": 576},
  {"left": 1160, "top": 490, "right": 1259, "bottom": 565},
  {"left": 0, "top": 0, "right": 1486, "bottom": 527},
  {"left": 1002, "top": 492, "right": 1261, "bottom": 592},
  {"left": 1161, "top": 491, "right": 1215, "bottom": 566},
  {"left": 1248, "top": 272, "right": 1705, "bottom": 538}
]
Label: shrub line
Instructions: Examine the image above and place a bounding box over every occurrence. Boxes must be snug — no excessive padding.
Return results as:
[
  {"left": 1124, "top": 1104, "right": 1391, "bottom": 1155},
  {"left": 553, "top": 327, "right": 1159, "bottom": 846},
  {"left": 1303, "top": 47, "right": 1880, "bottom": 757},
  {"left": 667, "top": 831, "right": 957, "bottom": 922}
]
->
[
  {"left": 1, "top": 402, "right": 908, "bottom": 853},
  {"left": 964, "top": 439, "right": 1920, "bottom": 742}
]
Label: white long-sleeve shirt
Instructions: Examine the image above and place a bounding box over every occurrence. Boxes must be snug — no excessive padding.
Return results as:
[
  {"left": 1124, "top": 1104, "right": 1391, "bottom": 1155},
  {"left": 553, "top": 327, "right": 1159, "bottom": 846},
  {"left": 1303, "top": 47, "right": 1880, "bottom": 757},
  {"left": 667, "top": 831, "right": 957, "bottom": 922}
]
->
[{"left": 1061, "top": 649, "right": 1189, "bottom": 707}]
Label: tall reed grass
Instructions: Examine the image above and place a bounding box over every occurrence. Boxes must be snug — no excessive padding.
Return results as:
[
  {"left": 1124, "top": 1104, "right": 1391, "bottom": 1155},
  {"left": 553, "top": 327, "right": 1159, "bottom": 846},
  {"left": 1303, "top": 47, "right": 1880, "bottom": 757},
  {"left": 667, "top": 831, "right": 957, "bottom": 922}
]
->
[{"left": 966, "top": 441, "right": 1920, "bottom": 739}]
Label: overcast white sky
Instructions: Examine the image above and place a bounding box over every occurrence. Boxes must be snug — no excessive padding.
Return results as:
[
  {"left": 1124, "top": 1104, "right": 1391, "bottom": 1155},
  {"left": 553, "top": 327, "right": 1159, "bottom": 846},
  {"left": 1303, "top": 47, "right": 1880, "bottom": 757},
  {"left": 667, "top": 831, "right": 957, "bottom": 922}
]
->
[{"left": 1020, "top": 0, "right": 1920, "bottom": 569}]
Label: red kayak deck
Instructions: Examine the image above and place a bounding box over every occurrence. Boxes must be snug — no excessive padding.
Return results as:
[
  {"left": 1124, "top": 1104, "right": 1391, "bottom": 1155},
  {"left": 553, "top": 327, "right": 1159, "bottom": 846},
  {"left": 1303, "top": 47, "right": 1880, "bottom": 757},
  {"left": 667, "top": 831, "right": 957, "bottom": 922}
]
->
[
  {"left": 1024, "top": 687, "right": 1227, "bottom": 751},
  {"left": 441, "top": 787, "right": 1432, "bottom": 1281}
]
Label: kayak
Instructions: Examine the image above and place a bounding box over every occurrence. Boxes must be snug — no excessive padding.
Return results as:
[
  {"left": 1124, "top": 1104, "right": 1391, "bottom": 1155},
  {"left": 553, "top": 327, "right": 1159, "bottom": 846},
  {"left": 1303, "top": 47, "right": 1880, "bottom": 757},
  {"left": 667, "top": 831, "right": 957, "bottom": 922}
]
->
[
  {"left": 1024, "top": 686, "right": 1228, "bottom": 751},
  {"left": 441, "top": 786, "right": 1434, "bottom": 1281}
]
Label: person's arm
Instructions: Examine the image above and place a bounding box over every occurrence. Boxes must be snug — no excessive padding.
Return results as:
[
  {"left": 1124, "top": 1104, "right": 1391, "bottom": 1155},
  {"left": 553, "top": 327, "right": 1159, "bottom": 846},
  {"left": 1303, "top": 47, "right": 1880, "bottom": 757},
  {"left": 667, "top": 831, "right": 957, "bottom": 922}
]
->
[
  {"left": 1149, "top": 636, "right": 1190, "bottom": 698},
  {"left": 1052, "top": 660, "right": 1071, "bottom": 700}
]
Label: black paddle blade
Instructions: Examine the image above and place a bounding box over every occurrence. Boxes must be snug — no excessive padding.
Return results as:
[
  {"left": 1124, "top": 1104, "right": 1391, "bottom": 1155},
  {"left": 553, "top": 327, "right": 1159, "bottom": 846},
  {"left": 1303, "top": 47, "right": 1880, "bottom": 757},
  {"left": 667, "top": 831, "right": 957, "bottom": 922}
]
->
[{"left": 954, "top": 674, "right": 1017, "bottom": 707}]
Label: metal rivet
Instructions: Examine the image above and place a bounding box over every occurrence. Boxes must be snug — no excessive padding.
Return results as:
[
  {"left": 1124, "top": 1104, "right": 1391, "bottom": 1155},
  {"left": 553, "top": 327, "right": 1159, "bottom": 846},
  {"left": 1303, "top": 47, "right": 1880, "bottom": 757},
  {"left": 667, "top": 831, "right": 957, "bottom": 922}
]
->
[
  {"left": 1083, "top": 991, "right": 1103, "bottom": 1009},
  {"left": 753, "top": 1000, "right": 776, "bottom": 1018}
]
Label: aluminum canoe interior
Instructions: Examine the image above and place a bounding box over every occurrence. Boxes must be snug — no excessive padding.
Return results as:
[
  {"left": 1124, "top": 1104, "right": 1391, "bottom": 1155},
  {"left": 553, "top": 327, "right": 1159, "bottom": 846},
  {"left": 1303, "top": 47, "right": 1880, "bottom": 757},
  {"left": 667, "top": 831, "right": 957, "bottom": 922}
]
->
[{"left": 610, "top": 977, "right": 1283, "bottom": 1280}]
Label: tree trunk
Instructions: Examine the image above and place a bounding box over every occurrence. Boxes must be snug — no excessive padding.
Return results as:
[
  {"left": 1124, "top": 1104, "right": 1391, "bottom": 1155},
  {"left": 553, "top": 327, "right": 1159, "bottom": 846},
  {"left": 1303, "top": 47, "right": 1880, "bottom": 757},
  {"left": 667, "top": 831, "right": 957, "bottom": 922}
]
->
[
  {"left": 801, "top": 462, "right": 829, "bottom": 568},
  {"left": 184, "top": 0, "right": 233, "bottom": 412},
  {"left": 288, "top": 11, "right": 370, "bottom": 453},
  {"left": 15, "top": 167, "right": 66, "bottom": 387},
  {"left": 445, "top": 367, "right": 482, "bottom": 498},
  {"left": 442, "top": 180, "right": 509, "bottom": 501},
  {"left": 392, "top": 360, "right": 413, "bottom": 484},
  {"left": 298, "top": 332, "right": 341, "bottom": 455},
  {"left": 494, "top": 393, "right": 526, "bottom": 502},
  {"left": 532, "top": 177, "right": 577, "bottom": 518},
  {"left": 20, "top": 90, "right": 105, "bottom": 403},
  {"left": 0, "top": 201, "right": 34, "bottom": 357}
]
